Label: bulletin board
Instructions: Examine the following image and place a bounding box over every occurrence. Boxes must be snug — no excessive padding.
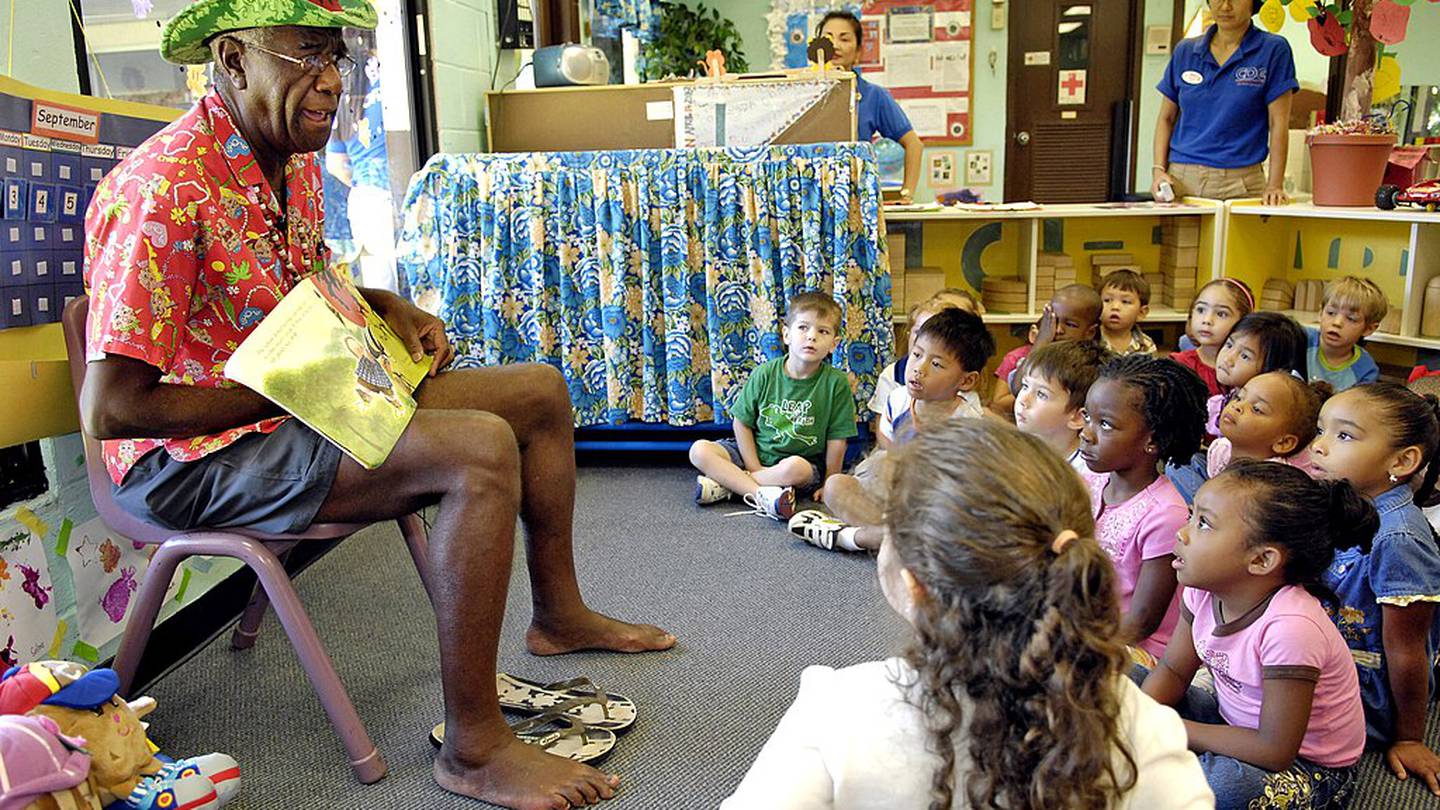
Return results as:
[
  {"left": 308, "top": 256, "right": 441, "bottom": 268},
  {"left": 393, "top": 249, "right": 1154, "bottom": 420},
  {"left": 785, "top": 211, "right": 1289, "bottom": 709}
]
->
[
  {"left": 0, "top": 75, "right": 180, "bottom": 331},
  {"left": 772, "top": 0, "right": 974, "bottom": 144}
]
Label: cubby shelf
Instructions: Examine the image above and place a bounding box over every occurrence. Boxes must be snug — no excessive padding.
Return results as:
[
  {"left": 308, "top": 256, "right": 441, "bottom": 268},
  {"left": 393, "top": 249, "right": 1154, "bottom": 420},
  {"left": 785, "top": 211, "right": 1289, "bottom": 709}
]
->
[{"left": 883, "top": 199, "right": 1440, "bottom": 357}]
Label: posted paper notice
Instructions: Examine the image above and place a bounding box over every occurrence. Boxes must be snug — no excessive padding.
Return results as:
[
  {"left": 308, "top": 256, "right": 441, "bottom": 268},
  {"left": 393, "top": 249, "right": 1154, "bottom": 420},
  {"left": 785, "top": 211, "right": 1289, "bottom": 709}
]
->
[{"left": 898, "top": 100, "right": 947, "bottom": 137}]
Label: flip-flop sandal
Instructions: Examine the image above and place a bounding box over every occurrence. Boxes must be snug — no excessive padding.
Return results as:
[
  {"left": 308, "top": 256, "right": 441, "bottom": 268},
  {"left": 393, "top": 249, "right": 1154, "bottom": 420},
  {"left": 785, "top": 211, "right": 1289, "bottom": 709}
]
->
[
  {"left": 429, "top": 710, "right": 617, "bottom": 764},
  {"left": 497, "top": 673, "right": 637, "bottom": 732}
]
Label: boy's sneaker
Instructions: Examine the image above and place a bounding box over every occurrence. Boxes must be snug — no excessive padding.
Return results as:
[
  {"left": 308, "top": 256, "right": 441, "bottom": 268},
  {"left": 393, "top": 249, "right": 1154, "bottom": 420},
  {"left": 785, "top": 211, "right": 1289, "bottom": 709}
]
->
[
  {"left": 788, "top": 510, "right": 855, "bottom": 551},
  {"left": 694, "top": 475, "right": 732, "bottom": 505},
  {"left": 740, "top": 485, "right": 796, "bottom": 521}
]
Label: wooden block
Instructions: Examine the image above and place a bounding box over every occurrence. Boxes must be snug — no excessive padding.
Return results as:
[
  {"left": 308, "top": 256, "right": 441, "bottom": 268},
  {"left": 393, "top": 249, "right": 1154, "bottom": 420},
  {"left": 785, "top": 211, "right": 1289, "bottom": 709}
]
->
[
  {"left": 1037, "top": 252, "right": 1074, "bottom": 267},
  {"left": 1423, "top": 277, "right": 1440, "bottom": 337},
  {"left": 1160, "top": 244, "right": 1199, "bottom": 268},
  {"left": 1380, "top": 307, "right": 1402, "bottom": 334},
  {"left": 1161, "top": 218, "right": 1201, "bottom": 248},
  {"left": 1259, "top": 278, "right": 1294, "bottom": 311},
  {"left": 1091, "top": 253, "right": 1135, "bottom": 268},
  {"left": 1143, "top": 273, "right": 1164, "bottom": 289},
  {"left": 887, "top": 232, "right": 907, "bottom": 272},
  {"left": 982, "top": 277, "right": 1028, "bottom": 294},
  {"left": 1096, "top": 263, "right": 1142, "bottom": 277},
  {"left": 906, "top": 269, "right": 946, "bottom": 307}
]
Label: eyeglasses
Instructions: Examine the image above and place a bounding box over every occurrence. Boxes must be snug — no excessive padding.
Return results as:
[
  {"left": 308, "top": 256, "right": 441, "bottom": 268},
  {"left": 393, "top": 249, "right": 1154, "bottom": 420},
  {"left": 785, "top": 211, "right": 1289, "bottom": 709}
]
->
[{"left": 239, "top": 39, "right": 356, "bottom": 79}]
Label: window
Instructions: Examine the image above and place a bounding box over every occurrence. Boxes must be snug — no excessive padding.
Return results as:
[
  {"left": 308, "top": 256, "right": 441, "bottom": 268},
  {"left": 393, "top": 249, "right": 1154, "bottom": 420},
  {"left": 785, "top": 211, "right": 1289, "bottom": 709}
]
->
[
  {"left": 0, "top": 442, "right": 48, "bottom": 511},
  {"left": 73, "top": 0, "right": 201, "bottom": 110}
]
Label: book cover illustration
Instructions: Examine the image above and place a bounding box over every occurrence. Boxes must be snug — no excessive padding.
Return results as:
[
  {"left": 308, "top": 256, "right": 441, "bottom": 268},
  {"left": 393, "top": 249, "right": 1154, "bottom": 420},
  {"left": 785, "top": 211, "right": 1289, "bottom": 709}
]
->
[{"left": 224, "top": 268, "right": 433, "bottom": 469}]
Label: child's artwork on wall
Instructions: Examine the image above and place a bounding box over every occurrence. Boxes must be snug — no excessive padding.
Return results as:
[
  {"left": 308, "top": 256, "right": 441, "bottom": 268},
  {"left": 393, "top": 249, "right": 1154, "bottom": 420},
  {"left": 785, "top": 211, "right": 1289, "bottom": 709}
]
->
[{"left": 0, "top": 525, "right": 60, "bottom": 668}]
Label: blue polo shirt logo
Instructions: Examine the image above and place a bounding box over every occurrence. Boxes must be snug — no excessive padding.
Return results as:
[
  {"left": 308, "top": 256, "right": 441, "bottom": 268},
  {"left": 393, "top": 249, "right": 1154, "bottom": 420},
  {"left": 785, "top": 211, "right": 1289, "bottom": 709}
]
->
[{"left": 1234, "top": 66, "right": 1267, "bottom": 87}]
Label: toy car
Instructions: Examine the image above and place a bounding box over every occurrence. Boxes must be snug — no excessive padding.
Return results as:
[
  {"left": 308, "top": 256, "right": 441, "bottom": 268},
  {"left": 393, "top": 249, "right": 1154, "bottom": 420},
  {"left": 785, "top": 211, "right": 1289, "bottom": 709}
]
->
[{"left": 1376, "top": 179, "right": 1440, "bottom": 211}]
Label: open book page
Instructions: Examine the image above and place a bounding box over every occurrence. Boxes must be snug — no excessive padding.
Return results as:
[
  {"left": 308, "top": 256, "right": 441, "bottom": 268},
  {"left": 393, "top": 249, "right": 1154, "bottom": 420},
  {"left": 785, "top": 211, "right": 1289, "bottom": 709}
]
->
[{"left": 225, "top": 268, "right": 433, "bottom": 469}]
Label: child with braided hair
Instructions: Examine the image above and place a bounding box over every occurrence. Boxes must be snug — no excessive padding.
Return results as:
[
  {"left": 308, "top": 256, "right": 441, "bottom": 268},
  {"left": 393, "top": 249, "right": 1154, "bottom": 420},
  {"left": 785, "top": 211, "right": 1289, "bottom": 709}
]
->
[
  {"left": 1143, "top": 460, "right": 1372, "bottom": 809},
  {"left": 1080, "top": 355, "right": 1210, "bottom": 660},
  {"left": 723, "top": 420, "right": 1212, "bottom": 810}
]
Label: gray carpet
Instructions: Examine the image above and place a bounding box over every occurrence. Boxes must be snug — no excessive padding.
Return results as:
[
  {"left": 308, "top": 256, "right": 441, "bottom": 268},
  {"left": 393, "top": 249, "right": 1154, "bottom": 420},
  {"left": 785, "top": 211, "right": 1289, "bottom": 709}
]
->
[{"left": 139, "top": 465, "right": 1440, "bottom": 809}]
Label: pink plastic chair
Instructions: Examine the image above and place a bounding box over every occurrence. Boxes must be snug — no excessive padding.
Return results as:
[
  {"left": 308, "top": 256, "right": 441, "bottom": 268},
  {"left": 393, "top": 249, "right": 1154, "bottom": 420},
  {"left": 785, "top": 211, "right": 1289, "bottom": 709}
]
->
[{"left": 61, "top": 296, "right": 434, "bottom": 784}]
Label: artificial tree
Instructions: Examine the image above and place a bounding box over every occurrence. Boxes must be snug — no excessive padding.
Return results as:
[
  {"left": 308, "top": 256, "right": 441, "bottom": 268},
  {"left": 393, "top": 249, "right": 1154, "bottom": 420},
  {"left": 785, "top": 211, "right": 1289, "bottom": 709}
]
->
[
  {"left": 642, "top": 0, "right": 750, "bottom": 81},
  {"left": 1268, "top": 0, "right": 1421, "bottom": 121}
]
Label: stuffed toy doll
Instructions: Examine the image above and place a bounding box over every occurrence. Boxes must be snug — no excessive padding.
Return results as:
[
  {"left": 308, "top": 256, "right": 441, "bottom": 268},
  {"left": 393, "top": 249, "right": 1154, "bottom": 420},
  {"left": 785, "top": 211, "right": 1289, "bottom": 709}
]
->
[{"left": 0, "top": 662, "right": 239, "bottom": 810}]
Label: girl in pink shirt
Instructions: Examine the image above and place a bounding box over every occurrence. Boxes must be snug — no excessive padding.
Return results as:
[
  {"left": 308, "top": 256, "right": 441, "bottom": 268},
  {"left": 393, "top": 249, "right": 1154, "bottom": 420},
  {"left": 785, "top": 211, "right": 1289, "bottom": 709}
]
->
[
  {"left": 1080, "top": 354, "right": 1209, "bottom": 660},
  {"left": 1142, "top": 460, "right": 1372, "bottom": 809},
  {"left": 1205, "top": 371, "right": 1329, "bottom": 479}
]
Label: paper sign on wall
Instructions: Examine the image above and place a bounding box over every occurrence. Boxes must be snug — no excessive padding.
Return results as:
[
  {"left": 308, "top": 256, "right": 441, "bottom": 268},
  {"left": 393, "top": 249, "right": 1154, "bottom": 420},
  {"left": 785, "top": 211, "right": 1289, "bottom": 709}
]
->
[{"left": 1024, "top": 51, "right": 1051, "bottom": 65}]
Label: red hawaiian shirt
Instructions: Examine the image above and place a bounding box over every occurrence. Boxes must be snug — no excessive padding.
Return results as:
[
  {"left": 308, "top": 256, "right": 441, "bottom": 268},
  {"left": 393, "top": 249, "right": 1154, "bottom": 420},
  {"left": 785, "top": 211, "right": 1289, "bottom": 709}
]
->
[{"left": 84, "top": 91, "right": 328, "bottom": 485}]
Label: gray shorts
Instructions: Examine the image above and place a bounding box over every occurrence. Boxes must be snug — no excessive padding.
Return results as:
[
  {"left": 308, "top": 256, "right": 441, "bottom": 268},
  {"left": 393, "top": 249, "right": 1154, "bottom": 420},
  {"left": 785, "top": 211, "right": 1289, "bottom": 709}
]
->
[
  {"left": 113, "top": 418, "right": 343, "bottom": 535},
  {"left": 715, "top": 438, "right": 824, "bottom": 495}
]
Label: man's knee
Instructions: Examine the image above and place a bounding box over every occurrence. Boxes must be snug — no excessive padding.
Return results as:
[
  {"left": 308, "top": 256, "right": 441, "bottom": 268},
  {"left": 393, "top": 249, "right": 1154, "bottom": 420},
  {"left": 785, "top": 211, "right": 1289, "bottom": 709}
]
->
[
  {"left": 444, "top": 413, "right": 522, "bottom": 497},
  {"left": 524, "top": 363, "right": 570, "bottom": 411}
]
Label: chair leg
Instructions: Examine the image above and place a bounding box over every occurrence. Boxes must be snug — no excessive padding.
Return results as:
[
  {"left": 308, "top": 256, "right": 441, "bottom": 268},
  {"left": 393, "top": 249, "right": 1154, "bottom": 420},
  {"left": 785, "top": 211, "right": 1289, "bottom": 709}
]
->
[
  {"left": 230, "top": 536, "right": 387, "bottom": 784},
  {"left": 229, "top": 547, "right": 293, "bottom": 650},
  {"left": 397, "top": 513, "right": 434, "bottom": 604},
  {"left": 113, "top": 541, "right": 191, "bottom": 696},
  {"left": 230, "top": 581, "right": 270, "bottom": 650}
]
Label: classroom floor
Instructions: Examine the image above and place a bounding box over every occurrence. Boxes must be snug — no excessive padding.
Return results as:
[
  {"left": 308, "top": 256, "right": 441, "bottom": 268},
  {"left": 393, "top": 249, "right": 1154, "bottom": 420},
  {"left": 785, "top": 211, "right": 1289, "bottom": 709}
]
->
[{"left": 140, "top": 465, "right": 1440, "bottom": 810}]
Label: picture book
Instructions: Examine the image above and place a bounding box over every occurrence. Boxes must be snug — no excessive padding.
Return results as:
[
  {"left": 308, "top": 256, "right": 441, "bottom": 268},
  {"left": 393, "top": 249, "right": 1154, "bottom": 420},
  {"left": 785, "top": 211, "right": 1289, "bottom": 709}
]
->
[{"left": 224, "top": 268, "right": 432, "bottom": 469}]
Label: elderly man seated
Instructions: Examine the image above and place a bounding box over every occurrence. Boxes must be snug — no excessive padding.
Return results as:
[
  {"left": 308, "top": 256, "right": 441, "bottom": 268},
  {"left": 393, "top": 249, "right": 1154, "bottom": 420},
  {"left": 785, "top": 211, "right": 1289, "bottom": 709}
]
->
[{"left": 81, "top": 2, "right": 675, "bottom": 807}]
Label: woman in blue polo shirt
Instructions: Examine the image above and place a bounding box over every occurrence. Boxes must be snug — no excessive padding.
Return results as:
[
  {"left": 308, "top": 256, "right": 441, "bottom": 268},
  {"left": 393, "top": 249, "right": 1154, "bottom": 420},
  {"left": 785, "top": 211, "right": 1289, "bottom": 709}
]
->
[
  {"left": 819, "top": 11, "right": 923, "bottom": 203},
  {"left": 1151, "top": 0, "right": 1297, "bottom": 204}
]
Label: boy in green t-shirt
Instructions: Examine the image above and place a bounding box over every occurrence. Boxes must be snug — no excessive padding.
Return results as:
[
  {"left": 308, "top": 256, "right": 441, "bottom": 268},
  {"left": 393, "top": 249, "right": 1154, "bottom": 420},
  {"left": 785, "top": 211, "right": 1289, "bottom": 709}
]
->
[{"left": 689, "top": 292, "right": 858, "bottom": 520}]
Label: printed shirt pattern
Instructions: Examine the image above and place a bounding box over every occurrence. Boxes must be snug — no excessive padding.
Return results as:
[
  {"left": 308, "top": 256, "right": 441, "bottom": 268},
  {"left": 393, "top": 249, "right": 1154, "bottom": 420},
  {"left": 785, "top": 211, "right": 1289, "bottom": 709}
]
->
[{"left": 84, "top": 91, "right": 328, "bottom": 485}]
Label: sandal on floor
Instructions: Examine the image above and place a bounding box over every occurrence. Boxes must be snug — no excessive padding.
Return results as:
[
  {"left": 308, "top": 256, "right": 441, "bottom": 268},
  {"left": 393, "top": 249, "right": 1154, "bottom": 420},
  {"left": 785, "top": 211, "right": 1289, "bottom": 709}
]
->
[
  {"left": 496, "top": 673, "right": 637, "bottom": 732},
  {"left": 429, "top": 710, "right": 617, "bottom": 764}
]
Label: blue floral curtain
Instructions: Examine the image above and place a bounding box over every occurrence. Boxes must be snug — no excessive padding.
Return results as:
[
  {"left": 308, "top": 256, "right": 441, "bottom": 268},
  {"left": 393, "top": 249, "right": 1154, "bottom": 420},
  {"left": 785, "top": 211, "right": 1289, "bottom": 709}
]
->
[{"left": 395, "top": 143, "right": 892, "bottom": 427}]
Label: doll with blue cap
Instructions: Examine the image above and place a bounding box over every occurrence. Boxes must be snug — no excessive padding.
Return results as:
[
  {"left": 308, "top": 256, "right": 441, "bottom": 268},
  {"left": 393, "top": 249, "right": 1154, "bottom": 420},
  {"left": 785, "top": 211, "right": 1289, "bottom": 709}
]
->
[{"left": 0, "top": 661, "right": 239, "bottom": 810}]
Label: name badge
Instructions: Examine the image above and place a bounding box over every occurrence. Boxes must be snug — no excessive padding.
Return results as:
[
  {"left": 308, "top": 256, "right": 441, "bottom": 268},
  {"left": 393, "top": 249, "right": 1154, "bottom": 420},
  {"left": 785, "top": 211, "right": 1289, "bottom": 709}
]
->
[{"left": 1181, "top": 70, "right": 1204, "bottom": 85}]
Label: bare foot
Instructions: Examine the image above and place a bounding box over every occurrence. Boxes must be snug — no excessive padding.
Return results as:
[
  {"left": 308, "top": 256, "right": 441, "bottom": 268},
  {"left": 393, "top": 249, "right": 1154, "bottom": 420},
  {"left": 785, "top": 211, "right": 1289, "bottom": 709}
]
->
[
  {"left": 527, "top": 609, "right": 677, "bottom": 656},
  {"left": 434, "top": 735, "right": 619, "bottom": 809}
]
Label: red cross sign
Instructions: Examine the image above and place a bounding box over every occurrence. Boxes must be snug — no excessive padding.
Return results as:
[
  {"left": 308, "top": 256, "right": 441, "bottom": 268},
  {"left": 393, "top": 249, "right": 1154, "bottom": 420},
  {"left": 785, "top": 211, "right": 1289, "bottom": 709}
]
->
[{"left": 1058, "top": 69, "right": 1087, "bottom": 105}]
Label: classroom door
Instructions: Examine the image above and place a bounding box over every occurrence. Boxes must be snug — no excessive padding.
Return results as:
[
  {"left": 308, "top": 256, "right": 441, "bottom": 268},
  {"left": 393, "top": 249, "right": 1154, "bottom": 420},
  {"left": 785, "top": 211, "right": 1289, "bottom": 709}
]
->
[{"left": 1004, "top": 0, "right": 1136, "bottom": 202}]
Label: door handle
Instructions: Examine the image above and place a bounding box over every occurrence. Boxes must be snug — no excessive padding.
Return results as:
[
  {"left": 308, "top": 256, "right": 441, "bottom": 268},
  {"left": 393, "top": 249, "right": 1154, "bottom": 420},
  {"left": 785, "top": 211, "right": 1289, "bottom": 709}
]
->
[{"left": 1014, "top": 131, "right": 1031, "bottom": 146}]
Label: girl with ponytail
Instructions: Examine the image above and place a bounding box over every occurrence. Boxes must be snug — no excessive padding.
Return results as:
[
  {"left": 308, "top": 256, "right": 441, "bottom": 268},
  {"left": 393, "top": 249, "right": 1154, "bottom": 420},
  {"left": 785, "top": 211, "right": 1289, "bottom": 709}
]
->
[
  {"left": 1310, "top": 382, "right": 1440, "bottom": 795},
  {"left": 1142, "top": 460, "right": 1372, "bottom": 809},
  {"left": 724, "top": 420, "right": 1212, "bottom": 810}
]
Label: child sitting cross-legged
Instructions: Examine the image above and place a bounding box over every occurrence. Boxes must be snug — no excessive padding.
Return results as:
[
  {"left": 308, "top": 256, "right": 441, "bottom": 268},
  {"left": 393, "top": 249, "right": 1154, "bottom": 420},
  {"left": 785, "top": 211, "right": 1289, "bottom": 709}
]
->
[
  {"left": 1307, "top": 276, "right": 1386, "bottom": 392},
  {"left": 1141, "top": 460, "right": 1372, "bottom": 809},
  {"left": 1080, "top": 355, "right": 1209, "bottom": 661},
  {"left": 1205, "top": 371, "right": 1329, "bottom": 480},
  {"left": 1100, "top": 269, "right": 1158, "bottom": 356},
  {"left": 1311, "top": 383, "right": 1440, "bottom": 796},
  {"left": 689, "top": 291, "right": 857, "bottom": 521},
  {"left": 787, "top": 308, "right": 995, "bottom": 552},
  {"left": 1013, "top": 339, "right": 1113, "bottom": 470},
  {"left": 723, "top": 420, "right": 1214, "bottom": 809}
]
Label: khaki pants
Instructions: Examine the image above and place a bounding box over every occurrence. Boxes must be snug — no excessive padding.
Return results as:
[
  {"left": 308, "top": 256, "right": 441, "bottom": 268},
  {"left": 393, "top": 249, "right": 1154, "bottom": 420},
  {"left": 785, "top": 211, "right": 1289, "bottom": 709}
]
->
[{"left": 1168, "top": 162, "right": 1266, "bottom": 200}]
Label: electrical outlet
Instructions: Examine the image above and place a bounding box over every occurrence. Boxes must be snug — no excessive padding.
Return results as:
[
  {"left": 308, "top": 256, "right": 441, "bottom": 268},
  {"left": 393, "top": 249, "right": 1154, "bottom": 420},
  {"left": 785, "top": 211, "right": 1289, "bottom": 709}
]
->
[{"left": 965, "top": 150, "right": 993, "bottom": 185}]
